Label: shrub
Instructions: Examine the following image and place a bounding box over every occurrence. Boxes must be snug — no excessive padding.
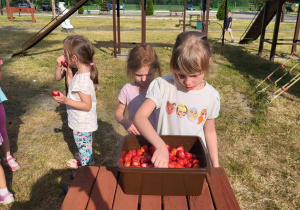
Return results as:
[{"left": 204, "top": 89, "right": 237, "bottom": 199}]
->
[
  {"left": 78, "top": 6, "right": 84, "bottom": 14},
  {"left": 146, "top": 0, "right": 154, "bottom": 16},
  {"left": 216, "top": 0, "right": 228, "bottom": 20}
]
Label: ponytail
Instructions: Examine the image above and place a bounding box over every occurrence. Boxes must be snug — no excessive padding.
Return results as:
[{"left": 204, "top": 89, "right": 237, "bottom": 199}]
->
[{"left": 90, "top": 64, "right": 98, "bottom": 84}]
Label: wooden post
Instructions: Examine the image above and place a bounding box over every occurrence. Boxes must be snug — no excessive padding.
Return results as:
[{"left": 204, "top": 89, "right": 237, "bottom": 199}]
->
[
  {"left": 0, "top": 0, "right": 3, "bottom": 16},
  {"left": 221, "top": 0, "right": 228, "bottom": 54},
  {"left": 30, "top": 8, "right": 35, "bottom": 23},
  {"left": 205, "top": 0, "right": 210, "bottom": 34},
  {"left": 51, "top": 0, "right": 56, "bottom": 20},
  {"left": 141, "top": 0, "right": 146, "bottom": 44},
  {"left": 258, "top": 0, "right": 270, "bottom": 56},
  {"left": 112, "top": 0, "right": 117, "bottom": 58},
  {"left": 270, "top": 0, "right": 284, "bottom": 61},
  {"left": 117, "top": 0, "right": 120, "bottom": 54},
  {"left": 183, "top": 0, "right": 186, "bottom": 32},
  {"left": 291, "top": 5, "right": 300, "bottom": 54}
]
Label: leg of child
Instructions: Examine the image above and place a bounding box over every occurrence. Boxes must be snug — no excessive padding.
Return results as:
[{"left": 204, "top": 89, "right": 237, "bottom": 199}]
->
[
  {"left": 229, "top": 29, "right": 234, "bottom": 42},
  {"left": 0, "top": 152, "right": 14, "bottom": 204},
  {"left": 74, "top": 131, "right": 94, "bottom": 166},
  {"left": 0, "top": 103, "right": 20, "bottom": 171}
]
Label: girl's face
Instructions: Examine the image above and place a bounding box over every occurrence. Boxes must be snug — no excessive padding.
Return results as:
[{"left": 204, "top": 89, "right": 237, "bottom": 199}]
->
[
  {"left": 176, "top": 72, "right": 205, "bottom": 91},
  {"left": 134, "top": 65, "right": 156, "bottom": 88},
  {"left": 63, "top": 49, "right": 76, "bottom": 68}
]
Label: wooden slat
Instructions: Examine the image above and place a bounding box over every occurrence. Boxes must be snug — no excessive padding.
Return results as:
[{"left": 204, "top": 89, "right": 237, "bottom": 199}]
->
[
  {"left": 163, "top": 196, "right": 188, "bottom": 210},
  {"left": 189, "top": 179, "right": 214, "bottom": 210},
  {"left": 87, "top": 166, "right": 118, "bottom": 210},
  {"left": 112, "top": 174, "right": 139, "bottom": 210},
  {"left": 206, "top": 168, "right": 241, "bottom": 210},
  {"left": 60, "top": 166, "right": 100, "bottom": 210},
  {"left": 140, "top": 195, "right": 161, "bottom": 210}
]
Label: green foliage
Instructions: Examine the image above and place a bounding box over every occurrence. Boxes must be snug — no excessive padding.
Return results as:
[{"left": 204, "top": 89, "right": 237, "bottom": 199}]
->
[
  {"left": 101, "top": 0, "right": 110, "bottom": 11},
  {"left": 78, "top": 6, "right": 84, "bottom": 14},
  {"left": 146, "top": 0, "right": 154, "bottom": 15},
  {"left": 216, "top": 0, "right": 228, "bottom": 20}
]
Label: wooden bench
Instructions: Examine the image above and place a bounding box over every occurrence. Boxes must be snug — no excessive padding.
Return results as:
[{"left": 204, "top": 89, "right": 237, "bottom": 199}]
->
[
  {"left": 61, "top": 166, "right": 241, "bottom": 210},
  {"left": 169, "top": 10, "right": 184, "bottom": 16},
  {"left": 6, "top": 7, "right": 35, "bottom": 23}
]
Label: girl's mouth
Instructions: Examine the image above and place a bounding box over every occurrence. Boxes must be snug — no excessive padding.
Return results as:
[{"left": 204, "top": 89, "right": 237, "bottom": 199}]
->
[{"left": 186, "top": 87, "right": 193, "bottom": 90}]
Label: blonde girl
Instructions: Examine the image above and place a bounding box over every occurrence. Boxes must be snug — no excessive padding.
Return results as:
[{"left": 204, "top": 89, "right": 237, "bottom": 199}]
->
[{"left": 134, "top": 31, "right": 220, "bottom": 168}]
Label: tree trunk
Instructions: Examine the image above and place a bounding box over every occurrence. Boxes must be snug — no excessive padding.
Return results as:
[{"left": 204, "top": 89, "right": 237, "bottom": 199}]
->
[{"left": 51, "top": 0, "right": 56, "bottom": 19}]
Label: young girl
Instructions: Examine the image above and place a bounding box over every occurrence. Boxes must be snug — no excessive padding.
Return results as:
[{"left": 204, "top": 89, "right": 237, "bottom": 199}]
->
[
  {"left": 53, "top": 35, "right": 98, "bottom": 168},
  {"left": 0, "top": 134, "right": 14, "bottom": 205},
  {"left": 0, "top": 58, "right": 21, "bottom": 171},
  {"left": 115, "top": 44, "right": 161, "bottom": 134},
  {"left": 134, "top": 31, "right": 220, "bottom": 168}
]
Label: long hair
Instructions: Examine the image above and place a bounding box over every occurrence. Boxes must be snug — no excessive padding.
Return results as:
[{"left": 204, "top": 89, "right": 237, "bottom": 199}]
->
[
  {"left": 170, "top": 31, "right": 212, "bottom": 76},
  {"left": 63, "top": 35, "right": 98, "bottom": 84},
  {"left": 127, "top": 44, "right": 161, "bottom": 79}
]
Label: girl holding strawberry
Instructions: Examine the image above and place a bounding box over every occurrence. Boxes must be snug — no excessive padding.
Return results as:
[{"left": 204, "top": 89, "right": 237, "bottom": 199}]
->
[
  {"left": 53, "top": 36, "right": 98, "bottom": 168},
  {"left": 0, "top": 58, "right": 21, "bottom": 171}
]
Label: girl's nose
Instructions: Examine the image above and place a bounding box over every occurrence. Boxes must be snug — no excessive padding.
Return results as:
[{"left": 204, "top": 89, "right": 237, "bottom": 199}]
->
[{"left": 141, "top": 75, "right": 147, "bottom": 82}]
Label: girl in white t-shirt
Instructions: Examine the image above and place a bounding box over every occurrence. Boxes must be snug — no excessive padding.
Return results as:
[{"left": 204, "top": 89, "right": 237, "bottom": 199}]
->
[
  {"left": 115, "top": 45, "right": 161, "bottom": 135},
  {"left": 53, "top": 35, "right": 98, "bottom": 168},
  {"left": 134, "top": 31, "right": 220, "bottom": 168}
]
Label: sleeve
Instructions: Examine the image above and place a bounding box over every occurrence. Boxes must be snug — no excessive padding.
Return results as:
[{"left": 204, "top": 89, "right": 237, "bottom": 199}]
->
[
  {"left": 146, "top": 77, "right": 165, "bottom": 109},
  {"left": 118, "top": 85, "right": 127, "bottom": 105},
  {"left": 207, "top": 90, "right": 220, "bottom": 119},
  {"left": 72, "top": 76, "right": 92, "bottom": 95}
]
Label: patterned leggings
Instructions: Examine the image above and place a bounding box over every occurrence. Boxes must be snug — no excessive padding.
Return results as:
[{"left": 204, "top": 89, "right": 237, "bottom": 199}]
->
[
  {"left": 0, "top": 103, "right": 8, "bottom": 142},
  {"left": 73, "top": 131, "right": 94, "bottom": 166}
]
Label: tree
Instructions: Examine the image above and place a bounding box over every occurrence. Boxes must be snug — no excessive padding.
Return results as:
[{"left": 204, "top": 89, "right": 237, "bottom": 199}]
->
[
  {"left": 216, "top": 0, "right": 228, "bottom": 20},
  {"left": 146, "top": 0, "right": 154, "bottom": 15}
]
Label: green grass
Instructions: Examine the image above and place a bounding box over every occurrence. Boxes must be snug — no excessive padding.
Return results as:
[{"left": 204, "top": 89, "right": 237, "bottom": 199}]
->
[{"left": 0, "top": 13, "right": 299, "bottom": 209}]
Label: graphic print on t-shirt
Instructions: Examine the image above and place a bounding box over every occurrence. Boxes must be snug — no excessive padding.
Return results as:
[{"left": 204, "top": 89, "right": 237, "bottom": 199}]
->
[
  {"left": 166, "top": 101, "right": 176, "bottom": 114},
  {"left": 176, "top": 103, "right": 187, "bottom": 118},
  {"left": 165, "top": 101, "right": 208, "bottom": 125}
]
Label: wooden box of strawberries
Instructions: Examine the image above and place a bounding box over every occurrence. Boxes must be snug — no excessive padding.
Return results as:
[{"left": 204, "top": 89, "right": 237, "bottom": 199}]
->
[{"left": 117, "top": 135, "right": 211, "bottom": 196}]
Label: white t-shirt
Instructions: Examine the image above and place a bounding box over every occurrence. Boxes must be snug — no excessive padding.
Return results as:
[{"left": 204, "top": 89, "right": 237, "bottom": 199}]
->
[
  {"left": 146, "top": 75, "right": 220, "bottom": 144},
  {"left": 67, "top": 72, "right": 98, "bottom": 132},
  {"left": 118, "top": 82, "right": 159, "bottom": 131}
]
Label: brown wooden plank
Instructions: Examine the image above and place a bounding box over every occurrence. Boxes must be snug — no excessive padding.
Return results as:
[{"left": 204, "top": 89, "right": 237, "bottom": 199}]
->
[
  {"left": 140, "top": 195, "right": 161, "bottom": 210},
  {"left": 189, "top": 179, "right": 215, "bottom": 210},
  {"left": 87, "top": 166, "right": 119, "bottom": 210},
  {"left": 60, "top": 166, "right": 100, "bottom": 210},
  {"left": 206, "top": 168, "right": 241, "bottom": 210},
  {"left": 112, "top": 174, "right": 139, "bottom": 210},
  {"left": 163, "top": 196, "right": 188, "bottom": 210}
]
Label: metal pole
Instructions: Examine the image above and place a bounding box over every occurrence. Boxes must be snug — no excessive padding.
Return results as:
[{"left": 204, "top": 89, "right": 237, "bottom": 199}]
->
[
  {"left": 221, "top": 0, "right": 228, "bottom": 54},
  {"left": 112, "top": 0, "right": 117, "bottom": 58},
  {"left": 141, "top": 0, "right": 146, "bottom": 44},
  {"left": 291, "top": 4, "right": 300, "bottom": 54},
  {"left": 258, "top": 0, "right": 270, "bottom": 56},
  {"left": 270, "top": 0, "right": 284, "bottom": 61}
]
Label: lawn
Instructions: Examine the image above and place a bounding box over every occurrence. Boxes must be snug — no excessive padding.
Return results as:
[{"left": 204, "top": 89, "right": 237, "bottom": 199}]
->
[{"left": 0, "top": 13, "right": 299, "bottom": 209}]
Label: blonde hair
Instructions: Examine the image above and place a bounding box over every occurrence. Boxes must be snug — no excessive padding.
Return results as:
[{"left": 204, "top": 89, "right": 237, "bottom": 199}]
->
[
  {"left": 170, "top": 31, "right": 211, "bottom": 76},
  {"left": 127, "top": 44, "right": 161, "bottom": 79},
  {"left": 63, "top": 35, "right": 98, "bottom": 84}
]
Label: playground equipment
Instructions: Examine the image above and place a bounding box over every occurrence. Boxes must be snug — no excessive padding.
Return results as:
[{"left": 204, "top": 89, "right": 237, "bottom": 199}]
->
[
  {"left": 12, "top": 0, "right": 88, "bottom": 57},
  {"left": 6, "top": 7, "right": 35, "bottom": 23},
  {"left": 239, "top": 0, "right": 300, "bottom": 61}
]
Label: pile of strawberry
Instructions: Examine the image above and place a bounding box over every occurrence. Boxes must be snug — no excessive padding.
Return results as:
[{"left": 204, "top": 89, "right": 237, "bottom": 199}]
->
[{"left": 120, "top": 144, "right": 202, "bottom": 168}]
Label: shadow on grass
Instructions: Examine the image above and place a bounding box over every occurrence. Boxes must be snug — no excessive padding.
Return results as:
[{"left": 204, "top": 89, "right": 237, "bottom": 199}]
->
[{"left": 211, "top": 41, "right": 300, "bottom": 99}]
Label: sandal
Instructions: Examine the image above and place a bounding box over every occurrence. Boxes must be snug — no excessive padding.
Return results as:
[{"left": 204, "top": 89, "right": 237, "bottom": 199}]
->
[
  {"left": 0, "top": 192, "right": 14, "bottom": 205},
  {"left": 66, "top": 159, "right": 81, "bottom": 169},
  {"left": 3, "top": 156, "right": 21, "bottom": 171}
]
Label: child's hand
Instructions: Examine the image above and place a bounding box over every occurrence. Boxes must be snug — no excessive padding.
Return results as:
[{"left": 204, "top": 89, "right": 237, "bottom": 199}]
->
[
  {"left": 121, "top": 118, "right": 141, "bottom": 135},
  {"left": 53, "top": 92, "right": 67, "bottom": 104},
  {"left": 0, "top": 57, "right": 3, "bottom": 69},
  {"left": 56, "top": 55, "right": 65, "bottom": 66},
  {"left": 151, "top": 145, "right": 169, "bottom": 168}
]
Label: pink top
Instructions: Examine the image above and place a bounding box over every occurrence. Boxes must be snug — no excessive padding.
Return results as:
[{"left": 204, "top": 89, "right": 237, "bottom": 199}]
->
[{"left": 118, "top": 82, "right": 159, "bottom": 131}]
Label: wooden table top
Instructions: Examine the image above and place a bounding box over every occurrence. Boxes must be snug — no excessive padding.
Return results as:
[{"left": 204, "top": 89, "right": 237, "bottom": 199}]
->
[{"left": 61, "top": 166, "right": 240, "bottom": 210}]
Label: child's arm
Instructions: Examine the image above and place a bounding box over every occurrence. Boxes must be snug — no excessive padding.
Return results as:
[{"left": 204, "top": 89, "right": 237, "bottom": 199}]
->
[
  {"left": 55, "top": 55, "right": 66, "bottom": 81},
  {"left": 53, "top": 91, "right": 92, "bottom": 111},
  {"left": 65, "top": 67, "right": 73, "bottom": 88},
  {"left": 115, "top": 102, "right": 140, "bottom": 135},
  {"left": 134, "top": 99, "right": 169, "bottom": 168},
  {"left": 203, "top": 119, "right": 219, "bottom": 167},
  {"left": 0, "top": 58, "right": 3, "bottom": 82}
]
